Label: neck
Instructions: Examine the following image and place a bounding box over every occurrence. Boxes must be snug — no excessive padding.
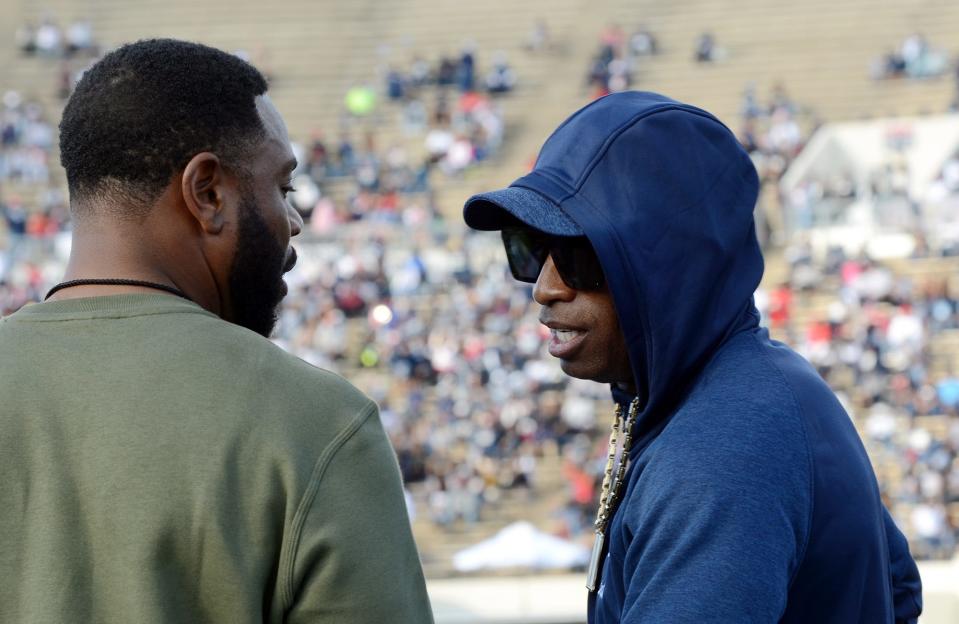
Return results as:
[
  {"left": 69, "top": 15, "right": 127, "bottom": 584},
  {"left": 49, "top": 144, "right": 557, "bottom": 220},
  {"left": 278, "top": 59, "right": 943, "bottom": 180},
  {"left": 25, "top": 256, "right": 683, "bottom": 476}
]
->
[{"left": 52, "top": 218, "right": 222, "bottom": 315}]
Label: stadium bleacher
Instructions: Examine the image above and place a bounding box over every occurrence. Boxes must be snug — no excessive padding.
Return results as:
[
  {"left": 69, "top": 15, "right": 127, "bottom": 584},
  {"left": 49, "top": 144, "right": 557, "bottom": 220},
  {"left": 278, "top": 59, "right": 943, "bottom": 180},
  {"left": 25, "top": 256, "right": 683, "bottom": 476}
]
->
[{"left": 2, "top": 0, "right": 958, "bottom": 583}]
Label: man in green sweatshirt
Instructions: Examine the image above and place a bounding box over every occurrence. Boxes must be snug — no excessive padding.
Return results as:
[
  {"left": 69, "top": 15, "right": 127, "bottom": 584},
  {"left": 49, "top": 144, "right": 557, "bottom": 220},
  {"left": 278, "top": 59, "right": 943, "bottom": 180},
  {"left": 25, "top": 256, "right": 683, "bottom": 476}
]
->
[{"left": 0, "top": 39, "right": 433, "bottom": 624}]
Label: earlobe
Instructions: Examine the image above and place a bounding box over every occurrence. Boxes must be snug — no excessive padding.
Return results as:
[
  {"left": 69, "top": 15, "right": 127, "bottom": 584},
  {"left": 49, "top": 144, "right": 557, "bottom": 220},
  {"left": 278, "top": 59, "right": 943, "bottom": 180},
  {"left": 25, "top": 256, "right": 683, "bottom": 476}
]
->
[{"left": 181, "top": 152, "right": 226, "bottom": 235}]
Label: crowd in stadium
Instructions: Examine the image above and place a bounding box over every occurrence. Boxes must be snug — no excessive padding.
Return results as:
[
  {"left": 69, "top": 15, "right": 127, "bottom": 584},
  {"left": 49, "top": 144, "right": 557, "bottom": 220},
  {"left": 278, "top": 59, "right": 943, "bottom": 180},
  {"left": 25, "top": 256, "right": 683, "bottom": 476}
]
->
[
  {"left": 0, "top": 91, "right": 56, "bottom": 186},
  {"left": 2, "top": 18, "right": 959, "bottom": 565},
  {"left": 384, "top": 47, "right": 517, "bottom": 99},
  {"left": 770, "top": 241, "right": 959, "bottom": 559},
  {"left": 269, "top": 222, "right": 611, "bottom": 535},
  {"left": 0, "top": 89, "right": 68, "bottom": 288}
]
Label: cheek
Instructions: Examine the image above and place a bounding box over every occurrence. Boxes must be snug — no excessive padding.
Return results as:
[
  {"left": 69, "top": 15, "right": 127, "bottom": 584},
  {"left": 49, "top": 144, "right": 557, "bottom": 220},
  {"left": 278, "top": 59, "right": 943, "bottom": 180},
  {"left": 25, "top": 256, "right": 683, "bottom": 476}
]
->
[
  {"left": 274, "top": 206, "right": 292, "bottom": 241},
  {"left": 257, "top": 195, "right": 293, "bottom": 243}
]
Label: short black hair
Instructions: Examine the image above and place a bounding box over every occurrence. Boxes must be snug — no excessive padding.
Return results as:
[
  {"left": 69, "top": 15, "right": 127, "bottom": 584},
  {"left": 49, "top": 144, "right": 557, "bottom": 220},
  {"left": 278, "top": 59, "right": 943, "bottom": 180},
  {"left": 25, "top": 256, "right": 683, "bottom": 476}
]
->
[{"left": 59, "top": 38, "right": 268, "bottom": 215}]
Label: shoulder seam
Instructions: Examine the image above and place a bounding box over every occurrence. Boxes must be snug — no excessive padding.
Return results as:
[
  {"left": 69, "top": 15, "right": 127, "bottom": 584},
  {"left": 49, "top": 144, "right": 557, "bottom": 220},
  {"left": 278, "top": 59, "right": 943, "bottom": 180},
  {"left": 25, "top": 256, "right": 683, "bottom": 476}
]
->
[
  {"left": 278, "top": 399, "right": 378, "bottom": 609},
  {"left": 746, "top": 334, "right": 815, "bottom": 593}
]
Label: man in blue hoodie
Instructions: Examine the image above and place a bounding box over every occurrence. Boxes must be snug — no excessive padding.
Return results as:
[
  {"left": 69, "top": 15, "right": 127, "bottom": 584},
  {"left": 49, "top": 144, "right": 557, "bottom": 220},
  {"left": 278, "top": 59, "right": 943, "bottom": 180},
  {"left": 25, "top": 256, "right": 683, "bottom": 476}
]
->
[{"left": 463, "top": 91, "right": 923, "bottom": 623}]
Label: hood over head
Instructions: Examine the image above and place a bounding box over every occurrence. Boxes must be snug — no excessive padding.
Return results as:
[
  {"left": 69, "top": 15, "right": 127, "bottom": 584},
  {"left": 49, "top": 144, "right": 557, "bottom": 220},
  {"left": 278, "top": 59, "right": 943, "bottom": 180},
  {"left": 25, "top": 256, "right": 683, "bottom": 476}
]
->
[{"left": 465, "top": 91, "right": 764, "bottom": 447}]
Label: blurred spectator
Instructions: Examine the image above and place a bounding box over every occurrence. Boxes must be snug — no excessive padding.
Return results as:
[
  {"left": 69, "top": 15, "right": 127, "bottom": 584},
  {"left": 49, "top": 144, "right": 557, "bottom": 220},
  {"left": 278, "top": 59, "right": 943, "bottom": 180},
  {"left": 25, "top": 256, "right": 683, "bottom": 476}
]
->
[
  {"left": 402, "top": 98, "right": 429, "bottom": 135},
  {"left": 586, "top": 55, "right": 611, "bottom": 99},
  {"left": 305, "top": 131, "right": 330, "bottom": 181},
  {"left": 433, "top": 90, "right": 451, "bottom": 125},
  {"left": 386, "top": 67, "right": 406, "bottom": 101},
  {"left": 409, "top": 56, "right": 432, "bottom": 88},
  {"left": 440, "top": 135, "right": 473, "bottom": 176},
  {"left": 599, "top": 23, "right": 625, "bottom": 57},
  {"left": 436, "top": 56, "right": 457, "bottom": 87},
  {"left": 426, "top": 124, "right": 455, "bottom": 163},
  {"left": 741, "top": 83, "right": 763, "bottom": 120},
  {"left": 65, "top": 19, "right": 94, "bottom": 56},
  {"left": 628, "top": 25, "right": 658, "bottom": 57},
  {"left": 35, "top": 18, "right": 62, "bottom": 58},
  {"left": 335, "top": 132, "right": 356, "bottom": 175},
  {"left": 457, "top": 45, "right": 476, "bottom": 92},
  {"left": 606, "top": 58, "right": 632, "bottom": 93},
  {"left": 694, "top": 31, "right": 717, "bottom": 63},
  {"left": 485, "top": 53, "right": 516, "bottom": 94},
  {"left": 769, "top": 82, "right": 797, "bottom": 116},
  {"left": 525, "top": 19, "right": 551, "bottom": 53}
]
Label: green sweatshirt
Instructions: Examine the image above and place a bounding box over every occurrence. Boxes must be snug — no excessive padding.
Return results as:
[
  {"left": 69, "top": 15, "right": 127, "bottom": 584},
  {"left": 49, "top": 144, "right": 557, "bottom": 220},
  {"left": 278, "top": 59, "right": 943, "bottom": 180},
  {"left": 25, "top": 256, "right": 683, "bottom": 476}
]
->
[{"left": 0, "top": 294, "right": 434, "bottom": 624}]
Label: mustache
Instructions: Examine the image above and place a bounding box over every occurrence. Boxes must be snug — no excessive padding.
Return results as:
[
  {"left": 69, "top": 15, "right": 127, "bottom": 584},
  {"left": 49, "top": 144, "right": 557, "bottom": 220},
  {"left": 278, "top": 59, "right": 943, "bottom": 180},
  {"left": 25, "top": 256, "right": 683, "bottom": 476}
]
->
[{"left": 283, "top": 247, "right": 298, "bottom": 273}]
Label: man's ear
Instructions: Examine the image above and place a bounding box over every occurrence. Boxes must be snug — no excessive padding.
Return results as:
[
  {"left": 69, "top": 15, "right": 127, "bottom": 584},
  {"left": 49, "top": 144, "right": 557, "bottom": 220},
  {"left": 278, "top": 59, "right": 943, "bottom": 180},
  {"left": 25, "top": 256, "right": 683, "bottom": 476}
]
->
[{"left": 181, "top": 152, "right": 228, "bottom": 235}]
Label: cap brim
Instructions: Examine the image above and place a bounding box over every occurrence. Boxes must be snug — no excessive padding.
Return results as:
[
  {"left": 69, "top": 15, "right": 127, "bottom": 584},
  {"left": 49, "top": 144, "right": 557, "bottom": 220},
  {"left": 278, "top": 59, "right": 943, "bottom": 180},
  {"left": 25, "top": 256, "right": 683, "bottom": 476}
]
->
[{"left": 463, "top": 187, "right": 583, "bottom": 236}]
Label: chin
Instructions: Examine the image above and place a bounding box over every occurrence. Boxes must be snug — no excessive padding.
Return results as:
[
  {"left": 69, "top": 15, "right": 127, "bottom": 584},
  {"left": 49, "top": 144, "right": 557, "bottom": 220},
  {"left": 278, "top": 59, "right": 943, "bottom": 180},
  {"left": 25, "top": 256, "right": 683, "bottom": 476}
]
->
[
  {"left": 560, "top": 360, "right": 628, "bottom": 386},
  {"left": 560, "top": 359, "right": 602, "bottom": 382}
]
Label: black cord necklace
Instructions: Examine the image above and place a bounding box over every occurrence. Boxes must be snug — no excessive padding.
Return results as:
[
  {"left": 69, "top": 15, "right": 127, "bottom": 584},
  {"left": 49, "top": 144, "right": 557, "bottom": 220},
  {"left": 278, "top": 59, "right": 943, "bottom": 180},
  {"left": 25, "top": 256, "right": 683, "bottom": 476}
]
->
[{"left": 44, "top": 278, "right": 193, "bottom": 303}]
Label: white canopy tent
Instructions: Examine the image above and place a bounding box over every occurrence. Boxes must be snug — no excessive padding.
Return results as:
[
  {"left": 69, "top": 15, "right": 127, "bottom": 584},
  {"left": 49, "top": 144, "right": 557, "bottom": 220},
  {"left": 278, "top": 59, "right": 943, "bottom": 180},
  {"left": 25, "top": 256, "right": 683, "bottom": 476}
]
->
[
  {"left": 782, "top": 114, "right": 959, "bottom": 203},
  {"left": 779, "top": 114, "right": 959, "bottom": 258},
  {"left": 452, "top": 522, "right": 590, "bottom": 573}
]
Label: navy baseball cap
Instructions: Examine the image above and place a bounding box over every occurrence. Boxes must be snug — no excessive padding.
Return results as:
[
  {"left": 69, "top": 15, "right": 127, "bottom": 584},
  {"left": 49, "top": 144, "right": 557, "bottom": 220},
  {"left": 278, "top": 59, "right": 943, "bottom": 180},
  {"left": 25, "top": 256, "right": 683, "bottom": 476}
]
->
[{"left": 463, "top": 186, "right": 583, "bottom": 237}]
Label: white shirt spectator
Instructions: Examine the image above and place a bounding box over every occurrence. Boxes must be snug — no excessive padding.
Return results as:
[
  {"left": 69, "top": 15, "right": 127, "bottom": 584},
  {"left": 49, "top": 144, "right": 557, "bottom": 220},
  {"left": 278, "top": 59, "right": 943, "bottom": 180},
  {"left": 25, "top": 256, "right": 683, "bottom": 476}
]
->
[
  {"left": 67, "top": 20, "right": 93, "bottom": 51},
  {"left": 425, "top": 127, "right": 454, "bottom": 158},
  {"left": 36, "top": 21, "right": 61, "bottom": 55}
]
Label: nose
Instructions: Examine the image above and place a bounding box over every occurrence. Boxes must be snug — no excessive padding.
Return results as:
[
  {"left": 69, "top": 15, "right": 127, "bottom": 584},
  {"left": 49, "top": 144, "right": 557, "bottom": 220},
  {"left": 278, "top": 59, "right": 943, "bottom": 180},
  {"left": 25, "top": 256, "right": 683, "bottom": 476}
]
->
[
  {"left": 288, "top": 202, "right": 304, "bottom": 238},
  {"left": 532, "top": 255, "right": 576, "bottom": 306}
]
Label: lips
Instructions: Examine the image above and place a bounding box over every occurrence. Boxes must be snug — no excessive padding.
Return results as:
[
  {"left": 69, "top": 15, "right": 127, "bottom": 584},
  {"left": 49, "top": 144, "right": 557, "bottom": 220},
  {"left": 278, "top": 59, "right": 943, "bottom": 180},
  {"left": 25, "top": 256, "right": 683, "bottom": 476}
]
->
[
  {"left": 283, "top": 247, "right": 298, "bottom": 273},
  {"left": 540, "top": 316, "right": 587, "bottom": 359},
  {"left": 548, "top": 328, "right": 586, "bottom": 358},
  {"left": 278, "top": 248, "right": 298, "bottom": 298}
]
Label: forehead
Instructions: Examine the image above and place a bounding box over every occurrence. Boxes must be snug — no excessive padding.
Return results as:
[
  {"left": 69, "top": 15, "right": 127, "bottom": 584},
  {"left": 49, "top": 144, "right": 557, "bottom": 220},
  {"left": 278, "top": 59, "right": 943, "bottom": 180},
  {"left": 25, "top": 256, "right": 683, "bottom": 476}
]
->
[{"left": 251, "top": 95, "right": 295, "bottom": 173}]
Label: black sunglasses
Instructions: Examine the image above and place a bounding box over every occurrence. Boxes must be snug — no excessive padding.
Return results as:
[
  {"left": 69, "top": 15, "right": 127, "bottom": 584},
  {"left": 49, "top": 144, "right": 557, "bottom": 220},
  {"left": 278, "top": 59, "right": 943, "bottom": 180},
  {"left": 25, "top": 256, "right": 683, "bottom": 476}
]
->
[{"left": 501, "top": 227, "right": 606, "bottom": 291}]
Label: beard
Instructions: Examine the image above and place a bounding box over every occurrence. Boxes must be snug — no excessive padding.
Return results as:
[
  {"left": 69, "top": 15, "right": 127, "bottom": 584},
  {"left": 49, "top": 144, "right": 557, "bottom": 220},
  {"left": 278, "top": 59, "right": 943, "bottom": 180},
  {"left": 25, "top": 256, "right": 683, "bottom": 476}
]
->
[{"left": 228, "top": 196, "right": 291, "bottom": 337}]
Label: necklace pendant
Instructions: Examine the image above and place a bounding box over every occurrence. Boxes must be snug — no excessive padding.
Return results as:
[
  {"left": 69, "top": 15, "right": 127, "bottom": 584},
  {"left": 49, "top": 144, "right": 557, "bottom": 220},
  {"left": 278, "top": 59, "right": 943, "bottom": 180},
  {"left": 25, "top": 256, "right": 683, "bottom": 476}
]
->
[{"left": 586, "top": 531, "right": 606, "bottom": 592}]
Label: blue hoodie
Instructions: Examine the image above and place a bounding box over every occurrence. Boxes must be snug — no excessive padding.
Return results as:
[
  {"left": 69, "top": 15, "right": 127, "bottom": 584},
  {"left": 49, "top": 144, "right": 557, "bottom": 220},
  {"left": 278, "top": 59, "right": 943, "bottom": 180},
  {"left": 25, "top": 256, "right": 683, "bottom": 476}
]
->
[{"left": 465, "top": 92, "right": 922, "bottom": 623}]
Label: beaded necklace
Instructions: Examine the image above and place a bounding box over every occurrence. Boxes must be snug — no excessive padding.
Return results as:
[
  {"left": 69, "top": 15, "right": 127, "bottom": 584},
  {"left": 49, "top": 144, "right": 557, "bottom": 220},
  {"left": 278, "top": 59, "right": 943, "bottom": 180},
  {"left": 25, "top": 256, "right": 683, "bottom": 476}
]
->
[
  {"left": 45, "top": 278, "right": 193, "bottom": 303},
  {"left": 586, "top": 397, "right": 640, "bottom": 592}
]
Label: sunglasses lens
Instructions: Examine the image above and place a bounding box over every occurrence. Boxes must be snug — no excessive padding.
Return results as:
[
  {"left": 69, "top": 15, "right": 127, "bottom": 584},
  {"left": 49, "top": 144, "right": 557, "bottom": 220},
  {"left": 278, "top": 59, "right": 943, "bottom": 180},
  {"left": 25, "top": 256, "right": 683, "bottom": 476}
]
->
[
  {"left": 552, "top": 240, "right": 606, "bottom": 291},
  {"left": 502, "top": 229, "right": 547, "bottom": 283},
  {"left": 502, "top": 228, "right": 605, "bottom": 290}
]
